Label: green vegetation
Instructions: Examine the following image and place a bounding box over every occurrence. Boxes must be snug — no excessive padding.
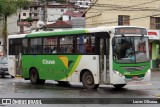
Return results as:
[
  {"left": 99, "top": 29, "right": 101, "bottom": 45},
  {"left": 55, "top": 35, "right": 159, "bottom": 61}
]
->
[
  {"left": 0, "top": 0, "right": 33, "bottom": 51},
  {"left": 24, "top": 17, "right": 33, "bottom": 22}
]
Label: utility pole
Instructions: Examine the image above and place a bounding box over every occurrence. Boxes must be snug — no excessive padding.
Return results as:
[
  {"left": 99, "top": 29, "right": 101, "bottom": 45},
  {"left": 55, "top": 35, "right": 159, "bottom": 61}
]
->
[
  {"left": 42, "top": 0, "right": 47, "bottom": 25},
  {"left": 44, "top": 0, "right": 47, "bottom": 25}
]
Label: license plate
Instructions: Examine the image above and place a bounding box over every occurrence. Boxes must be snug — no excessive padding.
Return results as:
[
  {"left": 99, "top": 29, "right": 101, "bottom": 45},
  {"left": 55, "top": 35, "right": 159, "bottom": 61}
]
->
[{"left": 132, "top": 76, "right": 139, "bottom": 80}]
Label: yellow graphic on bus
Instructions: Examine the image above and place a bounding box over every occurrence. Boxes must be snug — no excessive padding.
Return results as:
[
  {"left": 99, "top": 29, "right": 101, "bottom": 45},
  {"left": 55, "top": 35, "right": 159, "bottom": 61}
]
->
[{"left": 58, "top": 56, "right": 73, "bottom": 69}]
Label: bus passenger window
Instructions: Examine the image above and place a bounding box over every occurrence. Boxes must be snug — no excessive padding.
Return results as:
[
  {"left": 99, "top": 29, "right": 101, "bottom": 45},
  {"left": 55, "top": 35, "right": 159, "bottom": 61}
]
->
[
  {"left": 76, "top": 35, "right": 95, "bottom": 54},
  {"left": 51, "top": 46, "right": 57, "bottom": 53},
  {"left": 59, "top": 36, "right": 73, "bottom": 54},
  {"left": 43, "top": 46, "right": 49, "bottom": 53},
  {"left": 85, "top": 40, "right": 92, "bottom": 53},
  {"left": 67, "top": 46, "right": 73, "bottom": 53},
  {"left": 60, "top": 47, "right": 65, "bottom": 53}
]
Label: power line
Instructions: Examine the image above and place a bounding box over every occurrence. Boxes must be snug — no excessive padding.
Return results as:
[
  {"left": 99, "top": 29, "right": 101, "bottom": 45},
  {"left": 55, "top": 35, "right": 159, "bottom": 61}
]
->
[
  {"left": 85, "top": 13, "right": 160, "bottom": 26},
  {"left": 5, "top": 13, "right": 160, "bottom": 31},
  {"left": 87, "top": 0, "right": 160, "bottom": 13}
]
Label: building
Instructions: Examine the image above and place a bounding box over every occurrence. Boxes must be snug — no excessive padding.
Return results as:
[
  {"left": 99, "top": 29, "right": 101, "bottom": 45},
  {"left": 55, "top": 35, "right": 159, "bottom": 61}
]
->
[
  {"left": 63, "top": 10, "right": 85, "bottom": 28},
  {"left": 46, "top": 20, "right": 72, "bottom": 30},
  {"left": 84, "top": 0, "right": 160, "bottom": 68},
  {"left": 46, "top": 3, "right": 68, "bottom": 24},
  {"left": 85, "top": 0, "right": 160, "bottom": 28},
  {"left": 70, "top": 0, "right": 93, "bottom": 13},
  {"left": 75, "top": 0, "right": 91, "bottom": 8},
  {"left": 17, "top": 2, "right": 44, "bottom": 33},
  {"left": 0, "top": 14, "right": 19, "bottom": 56}
]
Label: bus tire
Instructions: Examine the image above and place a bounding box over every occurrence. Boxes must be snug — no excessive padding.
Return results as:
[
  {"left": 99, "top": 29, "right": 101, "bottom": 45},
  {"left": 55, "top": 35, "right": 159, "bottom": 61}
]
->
[
  {"left": 29, "top": 68, "right": 40, "bottom": 84},
  {"left": 113, "top": 84, "right": 126, "bottom": 88},
  {"left": 82, "top": 71, "right": 99, "bottom": 89}
]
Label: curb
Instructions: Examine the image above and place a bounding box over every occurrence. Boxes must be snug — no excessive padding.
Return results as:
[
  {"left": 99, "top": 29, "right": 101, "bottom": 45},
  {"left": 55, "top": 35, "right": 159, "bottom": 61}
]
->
[{"left": 15, "top": 75, "right": 22, "bottom": 79}]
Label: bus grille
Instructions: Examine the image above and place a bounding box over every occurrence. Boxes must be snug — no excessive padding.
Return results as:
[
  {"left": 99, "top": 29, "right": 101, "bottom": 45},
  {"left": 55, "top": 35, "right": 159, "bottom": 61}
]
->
[{"left": 123, "top": 66, "right": 145, "bottom": 72}]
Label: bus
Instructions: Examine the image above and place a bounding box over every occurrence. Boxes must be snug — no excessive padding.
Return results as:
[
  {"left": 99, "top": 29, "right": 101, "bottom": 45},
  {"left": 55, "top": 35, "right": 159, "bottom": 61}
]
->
[{"left": 7, "top": 26, "right": 151, "bottom": 89}]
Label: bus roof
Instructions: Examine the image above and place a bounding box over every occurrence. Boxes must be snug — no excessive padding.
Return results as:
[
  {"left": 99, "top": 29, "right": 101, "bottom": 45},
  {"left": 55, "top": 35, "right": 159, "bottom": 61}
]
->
[
  {"left": 26, "top": 27, "right": 110, "bottom": 38},
  {"left": 8, "top": 34, "right": 27, "bottom": 39},
  {"left": 26, "top": 26, "right": 147, "bottom": 38},
  {"left": 8, "top": 26, "right": 148, "bottom": 39}
]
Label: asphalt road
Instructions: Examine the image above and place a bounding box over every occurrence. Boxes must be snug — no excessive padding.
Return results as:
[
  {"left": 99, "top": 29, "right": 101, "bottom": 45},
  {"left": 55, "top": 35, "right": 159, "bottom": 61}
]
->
[{"left": 0, "top": 71, "right": 160, "bottom": 107}]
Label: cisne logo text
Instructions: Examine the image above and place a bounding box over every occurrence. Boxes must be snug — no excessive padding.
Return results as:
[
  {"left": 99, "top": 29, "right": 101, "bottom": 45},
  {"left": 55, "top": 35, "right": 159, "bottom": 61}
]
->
[{"left": 42, "top": 59, "right": 55, "bottom": 64}]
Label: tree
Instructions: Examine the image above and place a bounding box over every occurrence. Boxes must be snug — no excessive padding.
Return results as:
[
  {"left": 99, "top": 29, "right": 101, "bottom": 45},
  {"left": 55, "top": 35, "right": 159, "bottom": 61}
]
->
[
  {"left": 24, "top": 17, "right": 33, "bottom": 22},
  {"left": 58, "top": 17, "right": 63, "bottom": 20},
  {"left": 0, "top": 0, "right": 33, "bottom": 52}
]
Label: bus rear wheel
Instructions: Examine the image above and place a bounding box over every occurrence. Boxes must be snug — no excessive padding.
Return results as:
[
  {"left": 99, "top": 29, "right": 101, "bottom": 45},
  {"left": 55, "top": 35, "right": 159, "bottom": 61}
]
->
[
  {"left": 113, "top": 84, "right": 126, "bottom": 88},
  {"left": 30, "top": 68, "right": 45, "bottom": 84},
  {"left": 82, "top": 71, "right": 99, "bottom": 89}
]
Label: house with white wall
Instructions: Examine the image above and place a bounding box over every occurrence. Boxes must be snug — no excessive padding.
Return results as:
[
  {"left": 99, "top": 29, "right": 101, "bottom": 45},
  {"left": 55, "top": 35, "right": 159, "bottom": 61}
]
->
[{"left": 46, "top": 4, "right": 68, "bottom": 24}]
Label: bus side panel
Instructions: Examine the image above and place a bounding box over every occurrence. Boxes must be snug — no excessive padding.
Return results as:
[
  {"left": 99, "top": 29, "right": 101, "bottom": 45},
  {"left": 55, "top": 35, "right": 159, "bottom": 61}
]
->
[
  {"left": 70, "top": 55, "right": 99, "bottom": 84},
  {"left": 22, "top": 55, "right": 35, "bottom": 78},
  {"left": 22, "top": 55, "right": 82, "bottom": 81}
]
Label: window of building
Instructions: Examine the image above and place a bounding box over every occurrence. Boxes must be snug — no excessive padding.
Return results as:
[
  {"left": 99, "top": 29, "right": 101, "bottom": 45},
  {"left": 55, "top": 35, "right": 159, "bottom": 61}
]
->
[
  {"left": 150, "top": 17, "right": 160, "bottom": 29},
  {"left": 61, "top": 9, "right": 64, "bottom": 12},
  {"left": 23, "top": 13, "right": 26, "bottom": 16},
  {"left": 118, "top": 15, "right": 130, "bottom": 25},
  {"left": 34, "top": 7, "right": 37, "bottom": 10},
  {"left": 34, "top": 13, "right": 38, "bottom": 16}
]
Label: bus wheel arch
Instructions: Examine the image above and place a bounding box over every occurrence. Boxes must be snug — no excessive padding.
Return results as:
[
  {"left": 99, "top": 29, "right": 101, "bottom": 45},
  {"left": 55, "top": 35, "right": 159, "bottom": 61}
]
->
[{"left": 80, "top": 69, "right": 99, "bottom": 89}]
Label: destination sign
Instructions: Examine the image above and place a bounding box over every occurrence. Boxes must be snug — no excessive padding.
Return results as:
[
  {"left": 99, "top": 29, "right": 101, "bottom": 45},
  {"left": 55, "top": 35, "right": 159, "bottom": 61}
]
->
[{"left": 115, "top": 27, "right": 147, "bottom": 35}]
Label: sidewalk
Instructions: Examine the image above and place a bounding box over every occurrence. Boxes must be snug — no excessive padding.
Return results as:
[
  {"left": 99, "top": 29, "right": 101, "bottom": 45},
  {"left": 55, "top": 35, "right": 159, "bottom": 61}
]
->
[{"left": 151, "top": 68, "right": 160, "bottom": 72}]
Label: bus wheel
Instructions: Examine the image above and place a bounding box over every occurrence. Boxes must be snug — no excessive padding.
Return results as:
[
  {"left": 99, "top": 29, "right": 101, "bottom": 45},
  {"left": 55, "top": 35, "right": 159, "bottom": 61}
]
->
[
  {"left": 30, "top": 68, "right": 39, "bottom": 84},
  {"left": 113, "top": 84, "right": 126, "bottom": 88},
  {"left": 82, "top": 71, "right": 99, "bottom": 89}
]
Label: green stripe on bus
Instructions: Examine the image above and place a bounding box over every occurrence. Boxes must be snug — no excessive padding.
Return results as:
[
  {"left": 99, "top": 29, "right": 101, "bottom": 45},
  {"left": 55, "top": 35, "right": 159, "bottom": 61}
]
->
[
  {"left": 68, "top": 55, "right": 82, "bottom": 77},
  {"left": 26, "top": 30, "right": 88, "bottom": 38}
]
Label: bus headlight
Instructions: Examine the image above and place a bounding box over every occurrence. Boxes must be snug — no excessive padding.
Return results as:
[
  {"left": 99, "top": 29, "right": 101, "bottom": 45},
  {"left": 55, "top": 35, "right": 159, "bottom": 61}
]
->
[
  {"left": 113, "top": 70, "right": 123, "bottom": 77},
  {"left": 145, "top": 69, "right": 151, "bottom": 75}
]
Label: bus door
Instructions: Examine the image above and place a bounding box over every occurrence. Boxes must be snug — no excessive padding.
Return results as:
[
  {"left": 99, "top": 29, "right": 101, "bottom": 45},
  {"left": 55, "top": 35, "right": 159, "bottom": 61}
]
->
[
  {"left": 97, "top": 35, "right": 110, "bottom": 84},
  {"left": 8, "top": 39, "right": 22, "bottom": 77},
  {"left": 15, "top": 44, "right": 22, "bottom": 76}
]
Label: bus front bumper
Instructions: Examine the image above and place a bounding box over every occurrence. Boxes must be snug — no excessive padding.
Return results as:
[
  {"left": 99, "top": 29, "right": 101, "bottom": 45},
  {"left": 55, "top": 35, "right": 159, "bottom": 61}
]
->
[{"left": 111, "top": 69, "right": 151, "bottom": 84}]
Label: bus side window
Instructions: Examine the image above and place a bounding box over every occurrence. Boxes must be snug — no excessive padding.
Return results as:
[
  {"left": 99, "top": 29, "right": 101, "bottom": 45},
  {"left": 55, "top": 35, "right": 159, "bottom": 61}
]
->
[
  {"left": 51, "top": 46, "right": 57, "bottom": 53},
  {"left": 77, "top": 35, "right": 95, "bottom": 54},
  {"left": 67, "top": 46, "right": 73, "bottom": 53},
  {"left": 85, "top": 40, "right": 92, "bottom": 53},
  {"left": 22, "top": 39, "right": 28, "bottom": 54},
  {"left": 59, "top": 36, "right": 73, "bottom": 54}
]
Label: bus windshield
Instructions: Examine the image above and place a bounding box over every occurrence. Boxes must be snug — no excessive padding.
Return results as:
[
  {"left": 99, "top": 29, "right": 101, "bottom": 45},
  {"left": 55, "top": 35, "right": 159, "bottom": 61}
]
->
[{"left": 112, "top": 36, "right": 150, "bottom": 63}]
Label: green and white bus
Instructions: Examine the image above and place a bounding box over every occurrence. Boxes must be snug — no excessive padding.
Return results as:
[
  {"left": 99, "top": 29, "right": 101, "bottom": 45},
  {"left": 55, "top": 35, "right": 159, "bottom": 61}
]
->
[{"left": 7, "top": 26, "right": 151, "bottom": 89}]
